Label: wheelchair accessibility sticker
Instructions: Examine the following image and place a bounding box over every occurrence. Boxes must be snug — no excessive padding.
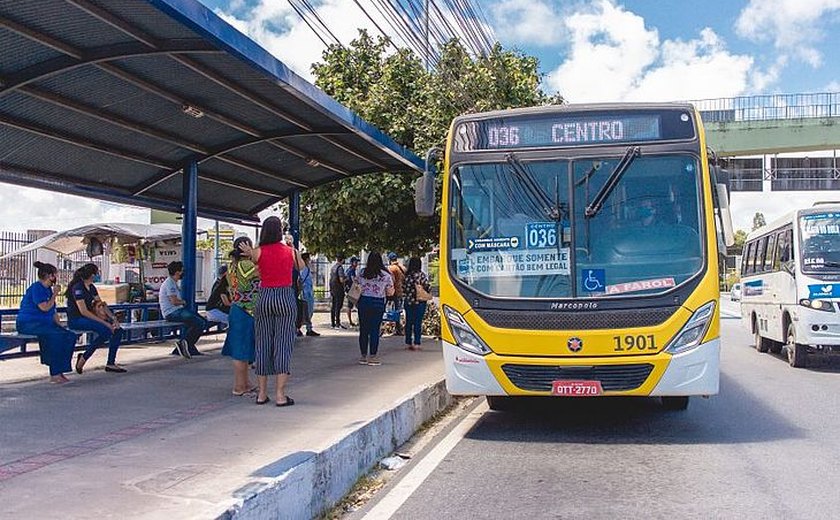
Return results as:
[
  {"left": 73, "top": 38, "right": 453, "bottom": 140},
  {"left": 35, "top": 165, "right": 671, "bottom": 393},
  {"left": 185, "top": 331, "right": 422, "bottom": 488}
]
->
[{"left": 581, "top": 269, "right": 605, "bottom": 293}]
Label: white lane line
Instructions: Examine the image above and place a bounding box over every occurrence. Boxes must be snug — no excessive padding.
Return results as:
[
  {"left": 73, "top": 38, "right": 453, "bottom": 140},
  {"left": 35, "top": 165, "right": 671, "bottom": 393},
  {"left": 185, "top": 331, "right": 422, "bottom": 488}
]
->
[{"left": 362, "top": 401, "right": 489, "bottom": 520}]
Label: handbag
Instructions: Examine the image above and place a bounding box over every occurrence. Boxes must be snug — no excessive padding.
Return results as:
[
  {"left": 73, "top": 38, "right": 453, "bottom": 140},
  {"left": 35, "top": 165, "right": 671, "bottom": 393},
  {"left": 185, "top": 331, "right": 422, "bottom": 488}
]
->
[
  {"left": 415, "top": 283, "right": 433, "bottom": 302},
  {"left": 347, "top": 277, "right": 363, "bottom": 303}
]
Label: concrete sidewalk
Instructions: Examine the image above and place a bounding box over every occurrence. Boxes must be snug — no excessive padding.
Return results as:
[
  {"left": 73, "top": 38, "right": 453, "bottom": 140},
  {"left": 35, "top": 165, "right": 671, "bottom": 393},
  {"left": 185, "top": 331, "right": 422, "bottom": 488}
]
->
[{"left": 0, "top": 314, "right": 447, "bottom": 519}]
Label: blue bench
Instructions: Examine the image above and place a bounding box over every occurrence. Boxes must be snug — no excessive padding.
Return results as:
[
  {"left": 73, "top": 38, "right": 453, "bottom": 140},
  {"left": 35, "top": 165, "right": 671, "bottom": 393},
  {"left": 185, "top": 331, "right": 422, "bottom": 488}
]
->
[{"left": 0, "top": 303, "right": 224, "bottom": 360}]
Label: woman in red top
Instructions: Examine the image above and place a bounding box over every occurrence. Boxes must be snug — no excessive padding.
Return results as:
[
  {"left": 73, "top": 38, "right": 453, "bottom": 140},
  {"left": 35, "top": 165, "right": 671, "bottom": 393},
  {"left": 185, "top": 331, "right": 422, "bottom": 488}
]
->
[{"left": 240, "top": 217, "right": 304, "bottom": 406}]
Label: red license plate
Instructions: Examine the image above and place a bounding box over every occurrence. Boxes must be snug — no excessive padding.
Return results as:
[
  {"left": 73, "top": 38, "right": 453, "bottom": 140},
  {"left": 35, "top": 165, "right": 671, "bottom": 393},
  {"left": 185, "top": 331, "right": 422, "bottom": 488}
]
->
[{"left": 551, "top": 380, "right": 603, "bottom": 397}]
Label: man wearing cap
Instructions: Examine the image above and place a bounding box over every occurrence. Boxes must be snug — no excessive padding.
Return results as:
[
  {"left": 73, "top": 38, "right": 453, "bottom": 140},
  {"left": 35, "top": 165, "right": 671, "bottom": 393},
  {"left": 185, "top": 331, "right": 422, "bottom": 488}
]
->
[
  {"left": 344, "top": 256, "right": 360, "bottom": 327},
  {"left": 387, "top": 252, "right": 406, "bottom": 335},
  {"left": 205, "top": 264, "right": 231, "bottom": 326}
]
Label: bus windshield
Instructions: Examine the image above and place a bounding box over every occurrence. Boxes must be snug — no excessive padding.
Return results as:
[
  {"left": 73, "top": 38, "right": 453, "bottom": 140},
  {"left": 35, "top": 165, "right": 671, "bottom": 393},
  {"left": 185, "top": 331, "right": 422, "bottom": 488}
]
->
[
  {"left": 449, "top": 154, "right": 704, "bottom": 298},
  {"left": 800, "top": 211, "right": 840, "bottom": 272}
]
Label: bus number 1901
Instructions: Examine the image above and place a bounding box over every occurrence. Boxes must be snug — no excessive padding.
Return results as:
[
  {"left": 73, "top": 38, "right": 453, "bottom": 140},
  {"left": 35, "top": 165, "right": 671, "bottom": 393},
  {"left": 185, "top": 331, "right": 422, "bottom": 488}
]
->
[{"left": 613, "top": 335, "right": 656, "bottom": 351}]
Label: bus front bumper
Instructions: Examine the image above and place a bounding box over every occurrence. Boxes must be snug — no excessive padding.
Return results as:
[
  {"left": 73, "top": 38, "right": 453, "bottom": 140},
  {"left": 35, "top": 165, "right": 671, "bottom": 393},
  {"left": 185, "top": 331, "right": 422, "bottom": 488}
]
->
[{"left": 442, "top": 339, "right": 720, "bottom": 397}]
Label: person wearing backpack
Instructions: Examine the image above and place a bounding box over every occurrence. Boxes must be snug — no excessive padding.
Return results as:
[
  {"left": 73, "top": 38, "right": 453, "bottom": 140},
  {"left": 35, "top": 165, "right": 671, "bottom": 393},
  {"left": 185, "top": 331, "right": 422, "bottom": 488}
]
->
[
  {"left": 401, "top": 257, "right": 432, "bottom": 350},
  {"left": 386, "top": 252, "right": 406, "bottom": 335},
  {"left": 329, "top": 255, "right": 347, "bottom": 329}
]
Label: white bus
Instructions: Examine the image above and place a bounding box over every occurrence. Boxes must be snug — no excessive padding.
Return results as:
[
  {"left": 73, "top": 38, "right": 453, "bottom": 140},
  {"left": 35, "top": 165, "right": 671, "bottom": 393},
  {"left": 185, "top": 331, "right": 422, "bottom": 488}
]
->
[{"left": 741, "top": 203, "right": 840, "bottom": 367}]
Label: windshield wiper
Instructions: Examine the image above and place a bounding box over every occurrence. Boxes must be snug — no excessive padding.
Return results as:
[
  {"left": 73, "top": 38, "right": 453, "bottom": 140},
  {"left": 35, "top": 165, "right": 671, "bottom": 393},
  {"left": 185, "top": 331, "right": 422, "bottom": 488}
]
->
[
  {"left": 584, "top": 146, "right": 641, "bottom": 219},
  {"left": 505, "top": 153, "right": 561, "bottom": 221}
]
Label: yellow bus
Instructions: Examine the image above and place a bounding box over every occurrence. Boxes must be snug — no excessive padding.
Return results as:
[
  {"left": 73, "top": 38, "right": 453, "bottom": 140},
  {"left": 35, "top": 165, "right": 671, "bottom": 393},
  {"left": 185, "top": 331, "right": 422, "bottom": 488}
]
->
[{"left": 416, "top": 103, "right": 734, "bottom": 410}]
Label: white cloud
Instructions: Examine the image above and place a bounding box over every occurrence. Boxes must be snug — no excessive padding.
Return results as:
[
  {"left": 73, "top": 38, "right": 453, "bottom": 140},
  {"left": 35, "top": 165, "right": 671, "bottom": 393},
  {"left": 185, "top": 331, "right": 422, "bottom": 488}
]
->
[
  {"left": 490, "top": 0, "right": 570, "bottom": 46},
  {"left": 735, "top": 0, "right": 840, "bottom": 67},
  {"left": 213, "top": 1, "right": 403, "bottom": 82},
  {"left": 545, "top": 1, "right": 756, "bottom": 102},
  {"left": 0, "top": 188, "right": 148, "bottom": 233}
]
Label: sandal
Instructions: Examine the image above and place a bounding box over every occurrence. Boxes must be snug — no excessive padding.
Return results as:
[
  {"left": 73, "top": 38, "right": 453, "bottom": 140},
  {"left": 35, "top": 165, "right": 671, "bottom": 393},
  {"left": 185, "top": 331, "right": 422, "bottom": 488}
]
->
[
  {"left": 276, "top": 397, "right": 295, "bottom": 407},
  {"left": 255, "top": 397, "right": 270, "bottom": 405},
  {"left": 232, "top": 386, "right": 258, "bottom": 396},
  {"left": 75, "top": 353, "right": 85, "bottom": 375}
]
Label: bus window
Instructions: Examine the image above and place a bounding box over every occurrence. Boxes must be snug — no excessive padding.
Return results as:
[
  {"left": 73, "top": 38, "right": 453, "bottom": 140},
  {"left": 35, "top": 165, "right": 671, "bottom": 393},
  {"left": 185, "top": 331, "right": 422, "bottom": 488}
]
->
[
  {"left": 755, "top": 237, "right": 767, "bottom": 273},
  {"left": 764, "top": 234, "right": 776, "bottom": 271},
  {"left": 744, "top": 241, "right": 756, "bottom": 274}
]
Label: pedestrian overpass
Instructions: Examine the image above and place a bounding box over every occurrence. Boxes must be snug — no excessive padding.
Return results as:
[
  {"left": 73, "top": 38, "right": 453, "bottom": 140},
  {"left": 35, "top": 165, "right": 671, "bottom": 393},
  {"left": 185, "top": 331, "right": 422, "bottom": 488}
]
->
[{"left": 692, "top": 92, "right": 840, "bottom": 192}]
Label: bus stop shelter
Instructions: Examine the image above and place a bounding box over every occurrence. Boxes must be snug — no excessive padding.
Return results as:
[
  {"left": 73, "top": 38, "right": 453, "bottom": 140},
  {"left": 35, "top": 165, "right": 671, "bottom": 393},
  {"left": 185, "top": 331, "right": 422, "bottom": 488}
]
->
[{"left": 0, "top": 0, "right": 424, "bottom": 306}]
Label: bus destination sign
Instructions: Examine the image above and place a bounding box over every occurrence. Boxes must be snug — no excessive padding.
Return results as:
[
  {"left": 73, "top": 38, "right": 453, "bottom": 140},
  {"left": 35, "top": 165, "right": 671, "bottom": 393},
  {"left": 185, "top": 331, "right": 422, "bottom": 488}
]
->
[{"left": 454, "top": 110, "right": 694, "bottom": 152}]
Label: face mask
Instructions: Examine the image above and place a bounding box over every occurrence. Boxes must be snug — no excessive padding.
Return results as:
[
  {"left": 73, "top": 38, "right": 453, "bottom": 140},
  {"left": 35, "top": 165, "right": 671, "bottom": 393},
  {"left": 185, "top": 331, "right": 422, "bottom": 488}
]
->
[
  {"left": 93, "top": 274, "right": 102, "bottom": 283},
  {"left": 639, "top": 207, "right": 655, "bottom": 219}
]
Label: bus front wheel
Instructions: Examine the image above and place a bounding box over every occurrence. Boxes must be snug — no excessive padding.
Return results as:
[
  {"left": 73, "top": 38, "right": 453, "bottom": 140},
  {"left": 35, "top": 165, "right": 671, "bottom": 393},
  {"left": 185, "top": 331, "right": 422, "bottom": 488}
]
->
[
  {"left": 754, "top": 330, "right": 770, "bottom": 353},
  {"left": 486, "top": 396, "right": 514, "bottom": 411},
  {"left": 786, "top": 324, "right": 808, "bottom": 368},
  {"left": 661, "top": 396, "right": 689, "bottom": 410}
]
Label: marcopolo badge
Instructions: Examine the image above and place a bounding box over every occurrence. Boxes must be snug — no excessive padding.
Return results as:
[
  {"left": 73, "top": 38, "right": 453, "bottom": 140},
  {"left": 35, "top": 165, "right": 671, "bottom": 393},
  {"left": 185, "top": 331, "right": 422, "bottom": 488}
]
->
[{"left": 567, "top": 336, "right": 583, "bottom": 353}]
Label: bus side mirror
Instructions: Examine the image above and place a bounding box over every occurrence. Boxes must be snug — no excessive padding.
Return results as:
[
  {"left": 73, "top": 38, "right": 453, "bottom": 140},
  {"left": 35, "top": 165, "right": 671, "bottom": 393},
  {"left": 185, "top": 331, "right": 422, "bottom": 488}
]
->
[
  {"left": 415, "top": 147, "right": 441, "bottom": 217},
  {"left": 715, "top": 183, "right": 735, "bottom": 247},
  {"left": 414, "top": 172, "right": 435, "bottom": 217}
]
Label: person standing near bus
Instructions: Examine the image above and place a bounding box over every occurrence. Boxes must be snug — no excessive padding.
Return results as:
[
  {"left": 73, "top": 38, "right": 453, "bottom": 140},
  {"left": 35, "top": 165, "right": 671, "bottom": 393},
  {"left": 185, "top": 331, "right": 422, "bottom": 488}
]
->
[
  {"left": 239, "top": 217, "right": 305, "bottom": 406},
  {"left": 387, "top": 252, "right": 406, "bottom": 335},
  {"left": 299, "top": 252, "right": 319, "bottom": 337},
  {"left": 401, "top": 257, "right": 432, "bottom": 350},
  {"left": 345, "top": 256, "right": 360, "bottom": 327},
  {"left": 329, "top": 255, "right": 347, "bottom": 329},
  {"left": 67, "top": 263, "right": 125, "bottom": 374},
  {"left": 356, "top": 252, "right": 394, "bottom": 366},
  {"left": 16, "top": 262, "right": 77, "bottom": 384}
]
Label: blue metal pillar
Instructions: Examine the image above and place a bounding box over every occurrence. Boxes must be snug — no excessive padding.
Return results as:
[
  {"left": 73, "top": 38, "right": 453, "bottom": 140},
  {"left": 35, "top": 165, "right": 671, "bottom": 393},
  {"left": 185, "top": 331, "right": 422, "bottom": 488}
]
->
[
  {"left": 181, "top": 160, "right": 198, "bottom": 310},
  {"left": 289, "top": 190, "right": 301, "bottom": 248}
]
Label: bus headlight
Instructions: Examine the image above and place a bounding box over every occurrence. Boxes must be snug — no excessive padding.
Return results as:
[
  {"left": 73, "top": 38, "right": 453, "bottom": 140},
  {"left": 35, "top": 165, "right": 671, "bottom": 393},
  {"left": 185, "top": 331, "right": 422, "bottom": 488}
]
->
[
  {"left": 442, "top": 305, "right": 492, "bottom": 356},
  {"left": 665, "top": 301, "right": 716, "bottom": 355},
  {"left": 799, "top": 299, "right": 835, "bottom": 312}
]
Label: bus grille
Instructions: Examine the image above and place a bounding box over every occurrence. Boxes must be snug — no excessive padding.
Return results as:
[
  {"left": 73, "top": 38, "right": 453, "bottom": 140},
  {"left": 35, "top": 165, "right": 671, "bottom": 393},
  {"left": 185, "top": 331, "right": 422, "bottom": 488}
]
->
[
  {"left": 501, "top": 363, "right": 655, "bottom": 392},
  {"left": 474, "top": 307, "right": 677, "bottom": 330}
]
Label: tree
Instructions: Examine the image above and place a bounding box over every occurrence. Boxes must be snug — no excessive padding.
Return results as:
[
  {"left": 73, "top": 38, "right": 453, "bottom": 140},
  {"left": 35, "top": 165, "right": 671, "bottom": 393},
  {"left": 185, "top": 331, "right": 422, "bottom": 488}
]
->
[
  {"left": 300, "top": 31, "right": 561, "bottom": 257},
  {"left": 752, "top": 212, "right": 766, "bottom": 231},
  {"left": 728, "top": 229, "right": 747, "bottom": 256}
]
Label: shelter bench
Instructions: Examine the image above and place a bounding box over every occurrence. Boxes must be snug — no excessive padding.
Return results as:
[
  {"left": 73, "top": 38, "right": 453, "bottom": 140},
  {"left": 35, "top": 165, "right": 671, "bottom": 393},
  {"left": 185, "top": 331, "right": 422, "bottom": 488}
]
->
[{"left": 0, "top": 303, "right": 224, "bottom": 360}]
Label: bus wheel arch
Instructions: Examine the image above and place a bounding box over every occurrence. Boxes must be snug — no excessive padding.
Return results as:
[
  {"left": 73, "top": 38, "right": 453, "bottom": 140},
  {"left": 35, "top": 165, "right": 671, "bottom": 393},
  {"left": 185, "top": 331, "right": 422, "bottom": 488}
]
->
[
  {"left": 785, "top": 320, "right": 808, "bottom": 368},
  {"left": 753, "top": 314, "right": 770, "bottom": 353}
]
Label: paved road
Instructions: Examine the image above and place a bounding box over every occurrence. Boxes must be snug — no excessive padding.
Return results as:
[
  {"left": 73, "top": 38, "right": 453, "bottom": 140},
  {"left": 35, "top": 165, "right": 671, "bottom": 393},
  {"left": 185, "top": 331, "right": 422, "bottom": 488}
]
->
[{"left": 383, "top": 299, "right": 840, "bottom": 519}]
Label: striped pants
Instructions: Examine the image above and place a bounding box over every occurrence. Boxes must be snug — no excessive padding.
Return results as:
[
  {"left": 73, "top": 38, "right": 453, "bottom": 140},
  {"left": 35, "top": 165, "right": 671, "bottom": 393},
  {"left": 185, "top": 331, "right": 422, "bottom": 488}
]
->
[{"left": 254, "top": 286, "right": 296, "bottom": 376}]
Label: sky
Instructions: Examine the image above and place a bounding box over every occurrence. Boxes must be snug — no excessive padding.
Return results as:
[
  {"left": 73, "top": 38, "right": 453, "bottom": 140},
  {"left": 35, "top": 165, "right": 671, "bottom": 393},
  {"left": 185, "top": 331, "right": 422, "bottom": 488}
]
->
[{"left": 2, "top": 0, "right": 840, "bottom": 235}]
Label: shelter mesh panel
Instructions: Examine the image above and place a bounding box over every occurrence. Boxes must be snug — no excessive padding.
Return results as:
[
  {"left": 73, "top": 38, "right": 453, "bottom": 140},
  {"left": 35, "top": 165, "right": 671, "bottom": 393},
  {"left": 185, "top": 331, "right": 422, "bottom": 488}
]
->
[
  {"left": 4, "top": 0, "right": 129, "bottom": 49},
  {"left": 0, "top": 92, "right": 185, "bottom": 166},
  {"left": 0, "top": 126, "right": 162, "bottom": 189},
  {"left": 0, "top": 31, "right": 63, "bottom": 75},
  {"left": 89, "top": 0, "right": 206, "bottom": 41}
]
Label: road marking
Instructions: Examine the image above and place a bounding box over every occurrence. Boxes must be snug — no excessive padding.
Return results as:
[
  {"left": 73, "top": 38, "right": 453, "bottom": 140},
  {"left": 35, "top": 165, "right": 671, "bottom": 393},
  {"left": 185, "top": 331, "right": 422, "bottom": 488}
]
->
[{"left": 362, "top": 401, "right": 489, "bottom": 520}]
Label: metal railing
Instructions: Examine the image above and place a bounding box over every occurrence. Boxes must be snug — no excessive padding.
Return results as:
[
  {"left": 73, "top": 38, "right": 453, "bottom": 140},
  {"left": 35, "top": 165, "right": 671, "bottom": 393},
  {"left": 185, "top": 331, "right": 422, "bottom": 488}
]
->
[
  {"left": 691, "top": 92, "right": 840, "bottom": 123},
  {"left": 0, "top": 231, "right": 105, "bottom": 308}
]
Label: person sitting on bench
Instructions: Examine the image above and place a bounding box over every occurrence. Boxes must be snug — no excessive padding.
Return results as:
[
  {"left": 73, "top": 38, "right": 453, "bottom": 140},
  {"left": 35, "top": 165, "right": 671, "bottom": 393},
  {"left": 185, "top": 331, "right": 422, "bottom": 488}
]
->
[
  {"left": 205, "top": 264, "right": 231, "bottom": 327},
  {"left": 159, "top": 261, "right": 207, "bottom": 358},
  {"left": 67, "top": 263, "right": 126, "bottom": 374},
  {"left": 16, "top": 261, "right": 77, "bottom": 384}
]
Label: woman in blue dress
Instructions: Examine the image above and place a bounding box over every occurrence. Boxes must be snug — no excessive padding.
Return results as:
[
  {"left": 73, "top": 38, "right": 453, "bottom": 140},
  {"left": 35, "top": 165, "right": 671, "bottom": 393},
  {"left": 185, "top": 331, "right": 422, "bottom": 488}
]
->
[{"left": 16, "top": 262, "right": 77, "bottom": 384}]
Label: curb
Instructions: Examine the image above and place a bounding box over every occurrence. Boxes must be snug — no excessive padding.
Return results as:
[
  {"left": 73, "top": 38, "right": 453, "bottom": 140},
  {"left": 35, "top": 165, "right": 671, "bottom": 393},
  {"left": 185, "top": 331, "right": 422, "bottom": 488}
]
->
[{"left": 218, "top": 379, "right": 452, "bottom": 520}]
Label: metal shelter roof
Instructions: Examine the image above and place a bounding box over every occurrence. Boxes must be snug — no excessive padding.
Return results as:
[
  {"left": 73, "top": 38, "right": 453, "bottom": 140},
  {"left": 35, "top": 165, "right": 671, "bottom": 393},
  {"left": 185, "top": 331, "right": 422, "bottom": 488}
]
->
[{"left": 0, "top": 0, "right": 424, "bottom": 223}]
